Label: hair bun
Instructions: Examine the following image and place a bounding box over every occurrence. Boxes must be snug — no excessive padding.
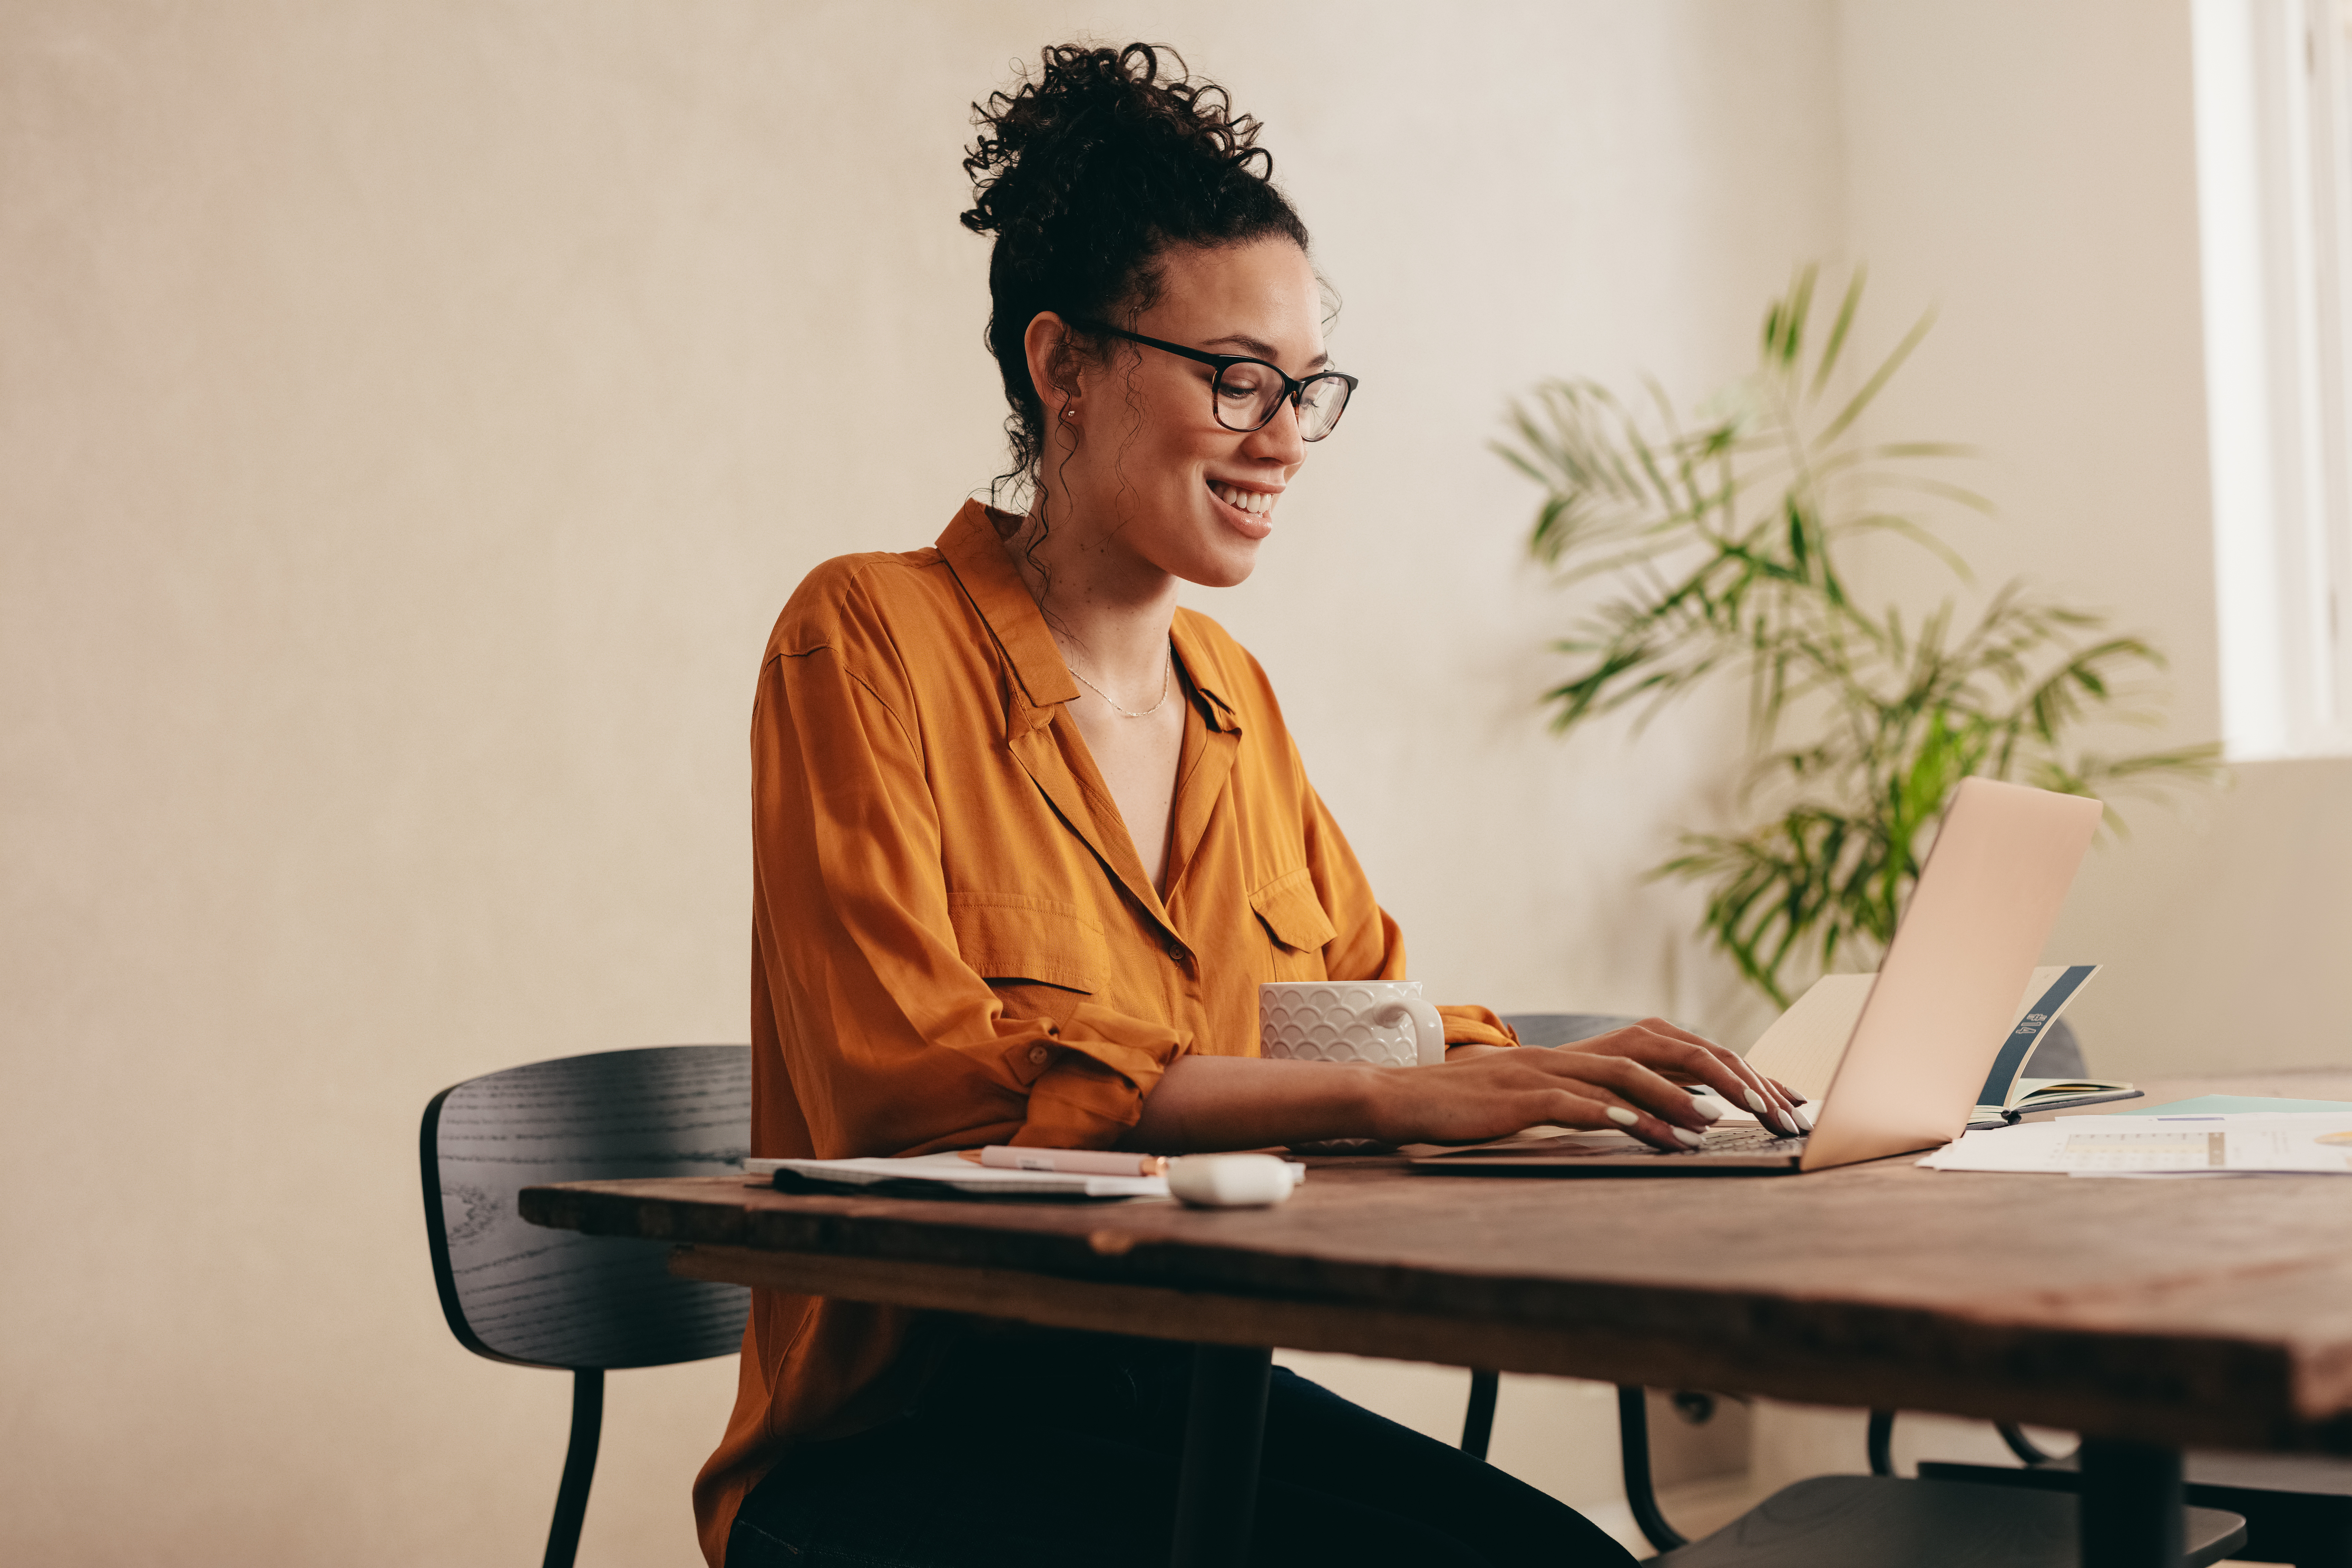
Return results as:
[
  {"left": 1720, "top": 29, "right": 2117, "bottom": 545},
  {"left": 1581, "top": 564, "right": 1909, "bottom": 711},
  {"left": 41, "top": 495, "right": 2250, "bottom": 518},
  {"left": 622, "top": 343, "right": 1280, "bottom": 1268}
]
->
[
  {"left": 962, "top": 43, "right": 1311, "bottom": 498},
  {"left": 960, "top": 44, "right": 1272, "bottom": 243}
]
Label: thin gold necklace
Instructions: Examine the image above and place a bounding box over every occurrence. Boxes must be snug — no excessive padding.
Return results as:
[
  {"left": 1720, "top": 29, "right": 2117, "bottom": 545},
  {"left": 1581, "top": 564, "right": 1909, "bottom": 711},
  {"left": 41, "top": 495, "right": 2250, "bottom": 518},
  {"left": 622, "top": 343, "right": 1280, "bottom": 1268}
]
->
[{"left": 1063, "top": 641, "right": 1173, "bottom": 718}]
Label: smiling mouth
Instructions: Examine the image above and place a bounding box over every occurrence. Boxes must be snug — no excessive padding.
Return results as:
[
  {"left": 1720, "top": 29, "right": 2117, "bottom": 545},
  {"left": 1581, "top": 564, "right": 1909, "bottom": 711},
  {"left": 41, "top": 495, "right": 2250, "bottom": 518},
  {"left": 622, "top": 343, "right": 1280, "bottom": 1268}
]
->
[{"left": 1208, "top": 480, "right": 1277, "bottom": 516}]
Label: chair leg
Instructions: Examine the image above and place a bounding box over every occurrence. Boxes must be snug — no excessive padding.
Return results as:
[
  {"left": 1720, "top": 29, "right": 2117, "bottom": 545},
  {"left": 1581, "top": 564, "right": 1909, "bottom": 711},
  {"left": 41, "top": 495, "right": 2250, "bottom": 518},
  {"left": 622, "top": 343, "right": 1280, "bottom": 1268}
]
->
[
  {"left": 1867, "top": 1410, "right": 1897, "bottom": 1476},
  {"left": 1618, "top": 1386, "right": 1688, "bottom": 1554},
  {"left": 1461, "top": 1370, "right": 1499, "bottom": 1460},
  {"left": 1998, "top": 1421, "right": 2064, "bottom": 1466},
  {"left": 544, "top": 1368, "right": 603, "bottom": 1568}
]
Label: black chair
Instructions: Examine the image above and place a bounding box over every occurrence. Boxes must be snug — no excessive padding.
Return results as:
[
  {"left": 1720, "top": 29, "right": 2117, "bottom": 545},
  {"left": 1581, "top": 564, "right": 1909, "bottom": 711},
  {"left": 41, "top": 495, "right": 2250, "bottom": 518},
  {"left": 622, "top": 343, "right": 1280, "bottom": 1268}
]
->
[
  {"left": 1457, "top": 1016, "right": 2246, "bottom": 1565},
  {"left": 1900, "top": 1421, "right": 2352, "bottom": 1567},
  {"left": 1502, "top": 1012, "right": 1651, "bottom": 1050},
  {"left": 420, "top": 1045, "right": 754, "bottom": 1568},
  {"left": 1613, "top": 1386, "right": 2247, "bottom": 1565},
  {"left": 1457, "top": 1368, "right": 2246, "bottom": 1564}
]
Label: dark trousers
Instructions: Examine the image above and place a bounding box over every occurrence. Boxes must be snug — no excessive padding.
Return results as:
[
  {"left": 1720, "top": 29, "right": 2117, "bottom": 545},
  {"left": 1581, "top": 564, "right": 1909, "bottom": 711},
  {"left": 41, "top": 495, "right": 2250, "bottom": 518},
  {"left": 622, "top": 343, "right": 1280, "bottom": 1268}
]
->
[{"left": 727, "top": 1331, "right": 1638, "bottom": 1568}]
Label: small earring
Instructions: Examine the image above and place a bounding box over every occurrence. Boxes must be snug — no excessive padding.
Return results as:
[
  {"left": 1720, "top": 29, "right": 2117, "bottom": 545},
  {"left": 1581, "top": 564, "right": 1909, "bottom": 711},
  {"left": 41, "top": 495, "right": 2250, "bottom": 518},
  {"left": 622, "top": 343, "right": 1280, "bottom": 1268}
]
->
[{"left": 1061, "top": 403, "right": 1077, "bottom": 422}]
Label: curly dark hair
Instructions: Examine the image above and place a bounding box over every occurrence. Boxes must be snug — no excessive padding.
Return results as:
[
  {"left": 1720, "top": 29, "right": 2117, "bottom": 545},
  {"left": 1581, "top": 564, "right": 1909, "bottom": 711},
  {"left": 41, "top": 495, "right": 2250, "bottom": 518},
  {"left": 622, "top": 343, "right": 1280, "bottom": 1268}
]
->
[{"left": 962, "top": 43, "right": 1312, "bottom": 500}]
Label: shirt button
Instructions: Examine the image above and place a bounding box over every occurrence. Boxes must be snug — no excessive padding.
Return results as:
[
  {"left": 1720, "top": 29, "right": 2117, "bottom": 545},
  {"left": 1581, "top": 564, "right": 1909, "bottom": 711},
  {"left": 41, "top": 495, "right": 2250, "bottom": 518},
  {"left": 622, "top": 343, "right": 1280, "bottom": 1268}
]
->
[
  {"left": 1028, "top": 1045, "right": 1052, "bottom": 1066},
  {"left": 1164, "top": 936, "right": 1188, "bottom": 961}
]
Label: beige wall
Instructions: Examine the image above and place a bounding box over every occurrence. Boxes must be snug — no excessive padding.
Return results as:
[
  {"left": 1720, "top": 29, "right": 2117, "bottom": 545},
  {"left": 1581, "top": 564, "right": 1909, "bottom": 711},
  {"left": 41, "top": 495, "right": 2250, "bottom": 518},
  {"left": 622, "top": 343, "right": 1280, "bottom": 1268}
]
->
[
  {"left": 1, "top": 3, "right": 1843, "bottom": 1563},
  {"left": 7, "top": 2, "right": 2340, "bottom": 1563}
]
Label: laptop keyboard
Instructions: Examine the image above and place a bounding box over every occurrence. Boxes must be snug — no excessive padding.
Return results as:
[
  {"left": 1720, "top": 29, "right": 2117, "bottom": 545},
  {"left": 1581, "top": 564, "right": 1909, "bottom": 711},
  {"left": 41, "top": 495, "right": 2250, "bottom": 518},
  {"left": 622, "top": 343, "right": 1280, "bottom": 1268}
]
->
[
  {"left": 1700, "top": 1126, "right": 1806, "bottom": 1153},
  {"left": 1412, "top": 1123, "right": 1809, "bottom": 1165}
]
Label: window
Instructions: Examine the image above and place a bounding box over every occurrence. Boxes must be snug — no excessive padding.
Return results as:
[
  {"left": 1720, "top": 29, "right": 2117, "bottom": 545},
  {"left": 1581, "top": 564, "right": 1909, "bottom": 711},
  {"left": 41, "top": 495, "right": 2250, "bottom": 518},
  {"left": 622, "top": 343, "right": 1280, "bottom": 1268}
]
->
[{"left": 2193, "top": 0, "right": 2352, "bottom": 756}]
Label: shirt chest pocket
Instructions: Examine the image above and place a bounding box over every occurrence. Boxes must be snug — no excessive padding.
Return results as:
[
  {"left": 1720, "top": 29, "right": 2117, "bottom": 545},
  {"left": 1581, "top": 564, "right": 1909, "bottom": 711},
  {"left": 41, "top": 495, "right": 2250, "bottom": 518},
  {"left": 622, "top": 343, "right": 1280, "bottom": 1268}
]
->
[
  {"left": 1249, "top": 867, "right": 1337, "bottom": 980},
  {"left": 946, "top": 892, "right": 1111, "bottom": 995}
]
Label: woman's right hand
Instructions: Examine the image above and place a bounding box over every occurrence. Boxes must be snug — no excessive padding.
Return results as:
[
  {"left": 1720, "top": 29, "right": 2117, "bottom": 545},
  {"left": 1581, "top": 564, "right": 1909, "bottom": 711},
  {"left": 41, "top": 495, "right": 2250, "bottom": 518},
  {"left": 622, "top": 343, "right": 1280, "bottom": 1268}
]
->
[
  {"left": 1551, "top": 1016, "right": 1811, "bottom": 1137},
  {"left": 1122, "top": 1031, "right": 1803, "bottom": 1156},
  {"left": 1365, "top": 1024, "right": 1795, "bottom": 1153}
]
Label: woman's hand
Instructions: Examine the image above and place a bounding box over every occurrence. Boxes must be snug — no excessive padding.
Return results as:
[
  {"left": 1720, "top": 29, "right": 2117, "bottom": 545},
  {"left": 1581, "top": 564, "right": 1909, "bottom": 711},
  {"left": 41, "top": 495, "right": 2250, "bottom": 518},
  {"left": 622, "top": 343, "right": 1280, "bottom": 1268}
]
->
[
  {"left": 1369, "top": 1018, "right": 1809, "bottom": 1152},
  {"left": 1555, "top": 1017, "right": 1811, "bottom": 1138},
  {"left": 1121, "top": 1022, "right": 1807, "bottom": 1155}
]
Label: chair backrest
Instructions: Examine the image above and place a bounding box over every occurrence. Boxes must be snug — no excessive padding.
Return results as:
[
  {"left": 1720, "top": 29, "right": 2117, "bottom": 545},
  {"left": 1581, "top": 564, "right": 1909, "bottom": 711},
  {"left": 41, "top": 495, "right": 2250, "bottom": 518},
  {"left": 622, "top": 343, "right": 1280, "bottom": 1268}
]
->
[
  {"left": 1502, "top": 1013, "right": 1639, "bottom": 1048},
  {"left": 421, "top": 1044, "right": 753, "bottom": 1371}
]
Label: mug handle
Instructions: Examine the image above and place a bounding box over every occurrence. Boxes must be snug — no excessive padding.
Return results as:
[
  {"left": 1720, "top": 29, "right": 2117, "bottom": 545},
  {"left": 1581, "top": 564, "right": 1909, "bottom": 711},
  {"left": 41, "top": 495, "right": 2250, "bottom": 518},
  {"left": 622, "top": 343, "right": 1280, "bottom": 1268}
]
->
[{"left": 1370, "top": 998, "right": 1448, "bottom": 1068}]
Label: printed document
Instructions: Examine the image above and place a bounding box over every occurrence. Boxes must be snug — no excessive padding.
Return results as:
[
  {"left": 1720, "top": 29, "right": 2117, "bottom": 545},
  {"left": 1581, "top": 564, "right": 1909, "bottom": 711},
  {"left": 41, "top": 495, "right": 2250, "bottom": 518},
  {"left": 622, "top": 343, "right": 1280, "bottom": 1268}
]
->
[{"left": 1918, "top": 1113, "right": 2352, "bottom": 1174}]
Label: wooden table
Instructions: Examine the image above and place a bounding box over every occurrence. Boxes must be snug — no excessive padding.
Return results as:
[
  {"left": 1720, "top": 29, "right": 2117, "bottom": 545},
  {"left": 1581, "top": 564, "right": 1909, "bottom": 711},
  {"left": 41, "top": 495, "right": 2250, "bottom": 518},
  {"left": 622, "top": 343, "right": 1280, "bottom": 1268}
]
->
[{"left": 521, "top": 1070, "right": 2352, "bottom": 1566}]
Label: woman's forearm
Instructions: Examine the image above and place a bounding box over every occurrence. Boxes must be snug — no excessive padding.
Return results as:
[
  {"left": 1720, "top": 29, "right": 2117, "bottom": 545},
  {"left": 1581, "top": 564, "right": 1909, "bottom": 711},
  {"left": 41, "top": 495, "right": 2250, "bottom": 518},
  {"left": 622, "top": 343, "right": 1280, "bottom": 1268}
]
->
[
  {"left": 1118, "top": 1054, "right": 1387, "bottom": 1152},
  {"left": 1116, "top": 1024, "right": 1804, "bottom": 1156}
]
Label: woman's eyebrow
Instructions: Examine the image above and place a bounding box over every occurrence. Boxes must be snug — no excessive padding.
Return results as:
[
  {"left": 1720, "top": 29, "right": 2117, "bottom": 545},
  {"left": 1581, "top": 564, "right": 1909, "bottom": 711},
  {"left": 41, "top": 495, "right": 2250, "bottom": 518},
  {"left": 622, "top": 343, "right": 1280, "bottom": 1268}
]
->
[{"left": 1202, "top": 332, "right": 1330, "bottom": 371}]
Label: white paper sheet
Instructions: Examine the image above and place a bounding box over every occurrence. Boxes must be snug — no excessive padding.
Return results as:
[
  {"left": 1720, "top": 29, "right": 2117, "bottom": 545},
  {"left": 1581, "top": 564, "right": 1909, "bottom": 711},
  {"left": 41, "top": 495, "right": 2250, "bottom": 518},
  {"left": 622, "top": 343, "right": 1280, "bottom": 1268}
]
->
[{"left": 1917, "top": 1113, "right": 2352, "bottom": 1174}]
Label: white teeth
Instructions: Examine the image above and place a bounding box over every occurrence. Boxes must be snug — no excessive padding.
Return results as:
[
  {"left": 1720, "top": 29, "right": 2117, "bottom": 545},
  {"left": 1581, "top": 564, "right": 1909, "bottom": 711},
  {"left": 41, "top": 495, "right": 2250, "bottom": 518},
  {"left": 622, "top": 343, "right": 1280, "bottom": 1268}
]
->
[{"left": 1210, "top": 482, "right": 1276, "bottom": 516}]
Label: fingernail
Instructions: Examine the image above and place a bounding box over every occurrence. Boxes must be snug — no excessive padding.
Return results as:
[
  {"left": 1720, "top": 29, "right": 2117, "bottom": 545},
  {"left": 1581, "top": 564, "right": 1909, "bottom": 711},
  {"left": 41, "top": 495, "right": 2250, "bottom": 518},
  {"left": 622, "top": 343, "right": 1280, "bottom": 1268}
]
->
[
  {"left": 1607, "top": 1106, "right": 1638, "bottom": 1127},
  {"left": 1777, "top": 1110, "right": 1802, "bottom": 1134},
  {"left": 1673, "top": 1127, "right": 1706, "bottom": 1147},
  {"left": 1793, "top": 1105, "right": 1816, "bottom": 1130},
  {"left": 1745, "top": 1089, "right": 1769, "bottom": 1113},
  {"left": 1690, "top": 1096, "right": 1727, "bottom": 1123}
]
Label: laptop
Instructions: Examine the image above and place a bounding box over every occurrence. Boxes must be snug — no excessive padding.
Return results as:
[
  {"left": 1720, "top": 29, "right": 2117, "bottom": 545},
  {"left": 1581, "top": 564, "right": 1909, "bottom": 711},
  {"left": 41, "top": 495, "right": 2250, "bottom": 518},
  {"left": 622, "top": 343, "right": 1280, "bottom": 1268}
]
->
[{"left": 1410, "top": 777, "right": 2106, "bottom": 1177}]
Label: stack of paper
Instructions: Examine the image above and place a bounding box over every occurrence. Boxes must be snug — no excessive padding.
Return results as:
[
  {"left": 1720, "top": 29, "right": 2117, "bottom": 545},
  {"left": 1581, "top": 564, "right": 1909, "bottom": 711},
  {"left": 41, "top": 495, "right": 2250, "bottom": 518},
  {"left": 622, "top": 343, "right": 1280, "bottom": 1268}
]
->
[{"left": 1918, "top": 1113, "right": 2352, "bottom": 1176}]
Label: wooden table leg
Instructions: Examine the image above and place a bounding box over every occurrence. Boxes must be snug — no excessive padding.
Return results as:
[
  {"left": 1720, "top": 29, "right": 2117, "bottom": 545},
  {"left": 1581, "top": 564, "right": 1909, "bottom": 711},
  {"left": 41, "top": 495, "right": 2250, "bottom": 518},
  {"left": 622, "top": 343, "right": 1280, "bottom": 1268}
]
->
[
  {"left": 1171, "top": 1343, "right": 1271, "bottom": 1568},
  {"left": 2080, "top": 1436, "right": 2185, "bottom": 1568}
]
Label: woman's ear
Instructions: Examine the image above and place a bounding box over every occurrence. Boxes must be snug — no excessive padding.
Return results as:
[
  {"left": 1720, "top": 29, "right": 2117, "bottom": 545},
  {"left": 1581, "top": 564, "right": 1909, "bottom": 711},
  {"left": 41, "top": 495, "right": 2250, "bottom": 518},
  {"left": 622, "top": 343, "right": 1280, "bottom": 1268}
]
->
[{"left": 1022, "top": 311, "right": 1081, "bottom": 426}]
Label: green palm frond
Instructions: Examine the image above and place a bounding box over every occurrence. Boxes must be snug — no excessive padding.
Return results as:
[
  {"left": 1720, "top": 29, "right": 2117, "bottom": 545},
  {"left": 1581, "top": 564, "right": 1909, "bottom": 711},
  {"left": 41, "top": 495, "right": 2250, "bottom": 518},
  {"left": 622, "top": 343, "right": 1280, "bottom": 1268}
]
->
[{"left": 1502, "top": 265, "right": 2222, "bottom": 1006}]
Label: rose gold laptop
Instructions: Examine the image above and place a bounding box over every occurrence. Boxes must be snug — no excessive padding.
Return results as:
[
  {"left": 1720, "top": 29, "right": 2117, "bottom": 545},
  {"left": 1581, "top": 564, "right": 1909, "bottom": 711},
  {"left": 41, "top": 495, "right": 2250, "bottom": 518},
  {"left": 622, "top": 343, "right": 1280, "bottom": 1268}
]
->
[{"left": 1412, "top": 777, "right": 2106, "bottom": 1177}]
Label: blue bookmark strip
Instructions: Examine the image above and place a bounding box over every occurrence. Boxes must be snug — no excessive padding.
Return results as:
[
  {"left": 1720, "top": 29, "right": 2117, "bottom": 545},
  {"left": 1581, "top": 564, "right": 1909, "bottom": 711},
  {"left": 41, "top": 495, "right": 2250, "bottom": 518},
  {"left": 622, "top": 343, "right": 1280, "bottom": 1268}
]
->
[{"left": 1974, "top": 964, "right": 2100, "bottom": 1108}]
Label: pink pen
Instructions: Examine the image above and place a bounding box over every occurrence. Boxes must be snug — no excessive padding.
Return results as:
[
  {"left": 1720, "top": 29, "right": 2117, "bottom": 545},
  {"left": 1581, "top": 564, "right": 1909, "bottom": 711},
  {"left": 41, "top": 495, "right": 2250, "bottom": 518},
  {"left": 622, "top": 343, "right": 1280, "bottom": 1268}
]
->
[{"left": 965, "top": 1145, "right": 1169, "bottom": 1177}]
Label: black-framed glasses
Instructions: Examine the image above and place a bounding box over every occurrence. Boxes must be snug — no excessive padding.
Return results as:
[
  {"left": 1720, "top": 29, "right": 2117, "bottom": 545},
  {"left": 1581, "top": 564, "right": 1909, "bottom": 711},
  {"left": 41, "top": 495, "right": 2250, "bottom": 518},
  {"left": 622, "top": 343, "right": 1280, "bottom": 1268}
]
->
[{"left": 1071, "top": 320, "right": 1359, "bottom": 441}]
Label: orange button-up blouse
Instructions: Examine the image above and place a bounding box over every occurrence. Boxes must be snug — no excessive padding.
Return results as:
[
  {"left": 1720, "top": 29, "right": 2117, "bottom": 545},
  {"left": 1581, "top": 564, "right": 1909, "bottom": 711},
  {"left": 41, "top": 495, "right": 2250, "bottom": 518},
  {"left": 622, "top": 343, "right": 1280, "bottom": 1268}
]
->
[{"left": 693, "top": 500, "right": 1517, "bottom": 1563}]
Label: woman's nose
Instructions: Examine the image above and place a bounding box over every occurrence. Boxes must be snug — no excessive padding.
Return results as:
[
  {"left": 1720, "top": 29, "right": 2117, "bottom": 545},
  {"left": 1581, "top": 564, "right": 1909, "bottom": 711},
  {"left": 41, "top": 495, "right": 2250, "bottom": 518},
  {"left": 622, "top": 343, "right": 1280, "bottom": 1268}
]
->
[{"left": 1243, "top": 397, "right": 1308, "bottom": 463}]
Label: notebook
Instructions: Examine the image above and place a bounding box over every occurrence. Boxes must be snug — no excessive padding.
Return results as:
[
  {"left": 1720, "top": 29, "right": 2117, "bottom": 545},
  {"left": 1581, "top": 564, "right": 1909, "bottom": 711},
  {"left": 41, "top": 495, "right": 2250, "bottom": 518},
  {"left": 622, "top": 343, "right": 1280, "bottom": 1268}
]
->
[
  {"left": 745, "top": 1153, "right": 1169, "bottom": 1200},
  {"left": 1738, "top": 964, "right": 2133, "bottom": 1131}
]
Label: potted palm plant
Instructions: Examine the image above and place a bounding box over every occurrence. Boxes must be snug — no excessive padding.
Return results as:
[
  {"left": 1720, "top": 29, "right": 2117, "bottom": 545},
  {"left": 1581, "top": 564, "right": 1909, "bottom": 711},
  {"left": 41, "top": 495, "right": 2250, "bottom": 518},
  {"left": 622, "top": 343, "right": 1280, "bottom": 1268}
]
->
[{"left": 1499, "top": 266, "right": 2220, "bottom": 1008}]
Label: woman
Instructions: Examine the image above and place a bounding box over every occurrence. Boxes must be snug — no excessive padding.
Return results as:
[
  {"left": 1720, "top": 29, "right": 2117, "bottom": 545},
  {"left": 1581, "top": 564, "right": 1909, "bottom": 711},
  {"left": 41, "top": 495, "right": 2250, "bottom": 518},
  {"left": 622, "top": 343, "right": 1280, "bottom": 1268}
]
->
[{"left": 700, "top": 43, "right": 1806, "bottom": 1568}]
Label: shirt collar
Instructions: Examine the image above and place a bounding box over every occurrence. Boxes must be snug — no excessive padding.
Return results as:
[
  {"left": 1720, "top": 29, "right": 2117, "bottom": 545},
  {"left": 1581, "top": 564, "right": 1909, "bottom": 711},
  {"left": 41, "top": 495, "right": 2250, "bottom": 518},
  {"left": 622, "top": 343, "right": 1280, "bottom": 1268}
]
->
[
  {"left": 935, "top": 498, "right": 1243, "bottom": 735},
  {"left": 936, "top": 500, "right": 1079, "bottom": 725},
  {"left": 1169, "top": 611, "right": 1242, "bottom": 733}
]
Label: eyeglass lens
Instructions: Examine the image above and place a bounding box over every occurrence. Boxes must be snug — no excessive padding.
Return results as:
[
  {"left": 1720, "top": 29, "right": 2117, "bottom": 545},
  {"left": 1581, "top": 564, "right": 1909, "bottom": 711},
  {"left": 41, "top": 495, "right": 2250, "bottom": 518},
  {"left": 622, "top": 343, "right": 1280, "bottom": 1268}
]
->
[{"left": 1213, "top": 362, "right": 1351, "bottom": 441}]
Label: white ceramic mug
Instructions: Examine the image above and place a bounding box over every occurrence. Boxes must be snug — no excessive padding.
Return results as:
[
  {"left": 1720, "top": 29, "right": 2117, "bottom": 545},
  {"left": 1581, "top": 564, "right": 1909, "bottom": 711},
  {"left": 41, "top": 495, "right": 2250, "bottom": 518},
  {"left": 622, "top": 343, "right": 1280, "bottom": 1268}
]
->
[{"left": 1258, "top": 981, "right": 1447, "bottom": 1069}]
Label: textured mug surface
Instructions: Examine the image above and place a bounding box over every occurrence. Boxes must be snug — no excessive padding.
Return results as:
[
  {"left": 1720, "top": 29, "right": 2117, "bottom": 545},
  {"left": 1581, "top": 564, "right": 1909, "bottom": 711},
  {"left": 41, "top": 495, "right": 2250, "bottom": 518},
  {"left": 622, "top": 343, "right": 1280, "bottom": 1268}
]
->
[{"left": 1259, "top": 981, "right": 1444, "bottom": 1069}]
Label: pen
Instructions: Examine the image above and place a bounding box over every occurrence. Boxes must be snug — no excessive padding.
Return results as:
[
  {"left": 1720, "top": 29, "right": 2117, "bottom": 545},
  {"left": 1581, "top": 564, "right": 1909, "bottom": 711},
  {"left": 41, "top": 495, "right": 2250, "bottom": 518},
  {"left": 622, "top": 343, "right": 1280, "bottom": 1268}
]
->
[{"left": 958, "top": 1145, "right": 1169, "bottom": 1177}]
